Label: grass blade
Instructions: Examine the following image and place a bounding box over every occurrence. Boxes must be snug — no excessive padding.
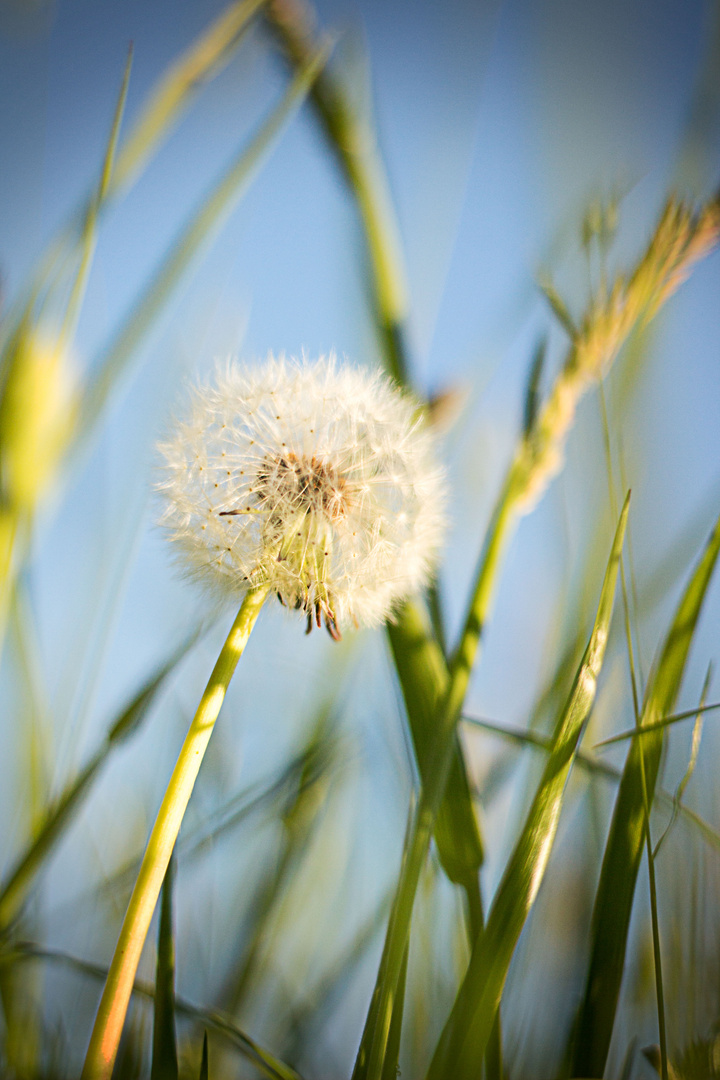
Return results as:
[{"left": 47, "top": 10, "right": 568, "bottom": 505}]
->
[
  {"left": 199, "top": 1032, "right": 209, "bottom": 1080},
  {"left": 425, "top": 494, "right": 629, "bottom": 1080},
  {"left": 593, "top": 699, "right": 720, "bottom": 747},
  {"left": 387, "top": 604, "right": 484, "bottom": 889},
  {"left": 264, "top": 0, "right": 409, "bottom": 384},
  {"left": 60, "top": 45, "right": 133, "bottom": 349},
  {"left": 77, "top": 38, "right": 329, "bottom": 443},
  {"left": 1, "top": 942, "right": 303, "bottom": 1080},
  {"left": 110, "top": 0, "right": 265, "bottom": 196},
  {"left": 151, "top": 852, "right": 179, "bottom": 1080},
  {"left": 0, "top": 632, "right": 198, "bottom": 933},
  {"left": 570, "top": 507, "right": 720, "bottom": 1078}
]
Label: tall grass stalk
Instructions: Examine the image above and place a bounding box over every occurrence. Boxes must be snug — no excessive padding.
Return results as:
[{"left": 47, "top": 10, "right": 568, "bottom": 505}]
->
[{"left": 81, "top": 586, "right": 269, "bottom": 1080}]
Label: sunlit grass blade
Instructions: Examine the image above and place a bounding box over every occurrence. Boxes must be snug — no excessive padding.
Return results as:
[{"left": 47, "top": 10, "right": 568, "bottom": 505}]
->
[
  {"left": 425, "top": 494, "right": 629, "bottom": 1080},
  {"left": 569, "top": 507, "right": 720, "bottom": 1079},
  {"left": 76, "top": 39, "right": 329, "bottom": 444},
  {"left": 151, "top": 852, "right": 178, "bottom": 1080},
  {"left": 60, "top": 45, "right": 133, "bottom": 349},
  {"left": 81, "top": 587, "right": 269, "bottom": 1080},
  {"left": 1, "top": 942, "right": 304, "bottom": 1080},
  {"left": 110, "top": 0, "right": 266, "bottom": 195},
  {"left": 0, "top": 633, "right": 198, "bottom": 934}
]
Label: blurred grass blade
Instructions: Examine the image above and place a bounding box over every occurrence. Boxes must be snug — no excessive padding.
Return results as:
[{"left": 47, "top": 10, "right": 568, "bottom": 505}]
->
[
  {"left": 1, "top": 942, "right": 304, "bottom": 1080},
  {"left": 380, "top": 945, "right": 408, "bottom": 1080},
  {"left": 537, "top": 275, "right": 577, "bottom": 340},
  {"left": 653, "top": 665, "right": 711, "bottom": 857},
  {"left": 387, "top": 604, "right": 484, "bottom": 889},
  {"left": 594, "top": 699, "right": 720, "bottom": 747},
  {"left": 570, "top": 507, "right": 720, "bottom": 1079},
  {"left": 462, "top": 711, "right": 720, "bottom": 854},
  {"left": 221, "top": 708, "right": 337, "bottom": 1013},
  {"left": 111, "top": 0, "right": 266, "bottom": 196},
  {"left": 523, "top": 338, "right": 547, "bottom": 437},
  {"left": 60, "top": 44, "right": 133, "bottom": 348},
  {"left": 426, "top": 495, "right": 628, "bottom": 1080},
  {"left": 0, "top": 633, "right": 197, "bottom": 933},
  {"left": 77, "top": 38, "right": 329, "bottom": 442},
  {"left": 264, "top": 0, "right": 409, "bottom": 385},
  {"left": 199, "top": 1032, "right": 209, "bottom": 1080},
  {"left": 151, "top": 852, "right": 179, "bottom": 1080}
]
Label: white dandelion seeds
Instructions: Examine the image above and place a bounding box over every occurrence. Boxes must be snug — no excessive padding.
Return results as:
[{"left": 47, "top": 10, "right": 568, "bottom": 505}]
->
[{"left": 157, "top": 354, "right": 446, "bottom": 638}]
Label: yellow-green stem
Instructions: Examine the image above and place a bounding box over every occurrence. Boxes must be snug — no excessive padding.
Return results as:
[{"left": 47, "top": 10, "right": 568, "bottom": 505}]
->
[{"left": 81, "top": 585, "right": 269, "bottom": 1080}]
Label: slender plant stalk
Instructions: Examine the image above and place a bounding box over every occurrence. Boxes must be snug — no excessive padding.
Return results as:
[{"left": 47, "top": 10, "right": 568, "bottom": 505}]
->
[
  {"left": 599, "top": 387, "right": 668, "bottom": 1080},
  {"left": 81, "top": 585, "right": 269, "bottom": 1080},
  {"left": 264, "top": 0, "right": 408, "bottom": 386}
]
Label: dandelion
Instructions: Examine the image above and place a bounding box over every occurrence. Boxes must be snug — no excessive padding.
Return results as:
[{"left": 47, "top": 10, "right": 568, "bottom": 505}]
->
[
  {"left": 157, "top": 354, "right": 446, "bottom": 637},
  {"left": 82, "top": 353, "right": 445, "bottom": 1080}
]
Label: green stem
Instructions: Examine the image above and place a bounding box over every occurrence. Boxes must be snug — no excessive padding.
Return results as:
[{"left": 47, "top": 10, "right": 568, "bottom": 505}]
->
[{"left": 81, "top": 586, "right": 268, "bottom": 1080}]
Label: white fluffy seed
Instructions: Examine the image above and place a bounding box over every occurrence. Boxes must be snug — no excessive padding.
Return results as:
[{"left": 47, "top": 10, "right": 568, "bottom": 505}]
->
[{"left": 157, "top": 355, "right": 446, "bottom": 635}]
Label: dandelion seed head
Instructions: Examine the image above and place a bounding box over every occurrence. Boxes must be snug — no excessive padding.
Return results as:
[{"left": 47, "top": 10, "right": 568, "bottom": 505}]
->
[{"left": 157, "top": 355, "right": 446, "bottom": 634}]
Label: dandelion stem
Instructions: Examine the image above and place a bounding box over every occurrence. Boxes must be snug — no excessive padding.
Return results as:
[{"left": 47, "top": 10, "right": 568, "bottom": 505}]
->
[{"left": 81, "top": 585, "right": 269, "bottom": 1080}]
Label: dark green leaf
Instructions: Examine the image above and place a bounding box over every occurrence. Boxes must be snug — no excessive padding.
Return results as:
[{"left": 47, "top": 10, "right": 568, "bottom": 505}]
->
[
  {"left": 151, "top": 851, "right": 178, "bottom": 1080},
  {"left": 199, "top": 1032, "right": 209, "bottom": 1080}
]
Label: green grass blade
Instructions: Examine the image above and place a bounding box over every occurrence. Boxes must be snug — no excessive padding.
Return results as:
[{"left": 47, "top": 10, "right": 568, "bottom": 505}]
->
[
  {"left": 151, "top": 851, "right": 179, "bottom": 1080},
  {"left": 76, "top": 39, "right": 328, "bottom": 443},
  {"left": 0, "top": 942, "right": 304, "bottom": 1080},
  {"left": 111, "top": 0, "right": 265, "bottom": 196},
  {"left": 60, "top": 44, "right": 133, "bottom": 348},
  {"left": 462, "top": 711, "right": 720, "bottom": 855},
  {"left": 570, "top": 507, "right": 720, "bottom": 1079},
  {"left": 0, "top": 633, "right": 197, "bottom": 933},
  {"left": 593, "top": 699, "right": 720, "bottom": 747},
  {"left": 387, "top": 603, "right": 484, "bottom": 888},
  {"left": 380, "top": 944, "right": 408, "bottom": 1080},
  {"left": 426, "top": 495, "right": 629, "bottom": 1080},
  {"left": 264, "top": 1, "right": 409, "bottom": 384},
  {"left": 220, "top": 710, "right": 337, "bottom": 1013}
]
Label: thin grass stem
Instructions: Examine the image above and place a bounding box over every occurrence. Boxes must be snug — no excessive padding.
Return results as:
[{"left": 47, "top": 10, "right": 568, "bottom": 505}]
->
[{"left": 81, "top": 585, "right": 269, "bottom": 1080}]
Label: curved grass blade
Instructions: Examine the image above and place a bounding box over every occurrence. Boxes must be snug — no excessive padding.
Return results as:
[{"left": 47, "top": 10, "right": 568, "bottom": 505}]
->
[
  {"left": 426, "top": 495, "right": 629, "bottom": 1080},
  {"left": 151, "top": 851, "right": 179, "bottom": 1080},
  {"left": 570, "top": 507, "right": 720, "bottom": 1079},
  {"left": 0, "top": 632, "right": 198, "bottom": 933},
  {"left": 1, "top": 942, "right": 303, "bottom": 1080},
  {"left": 77, "top": 38, "right": 329, "bottom": 443}
]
